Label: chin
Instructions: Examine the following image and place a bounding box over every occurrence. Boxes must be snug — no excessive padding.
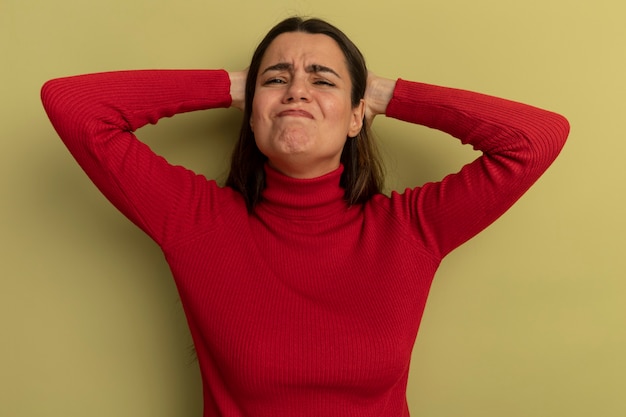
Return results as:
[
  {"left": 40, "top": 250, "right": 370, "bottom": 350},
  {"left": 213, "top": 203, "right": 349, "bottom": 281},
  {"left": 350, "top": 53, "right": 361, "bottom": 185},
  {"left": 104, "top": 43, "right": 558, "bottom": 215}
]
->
[{"left": 272, "top": 130, "right": 315, "bottom": 154}]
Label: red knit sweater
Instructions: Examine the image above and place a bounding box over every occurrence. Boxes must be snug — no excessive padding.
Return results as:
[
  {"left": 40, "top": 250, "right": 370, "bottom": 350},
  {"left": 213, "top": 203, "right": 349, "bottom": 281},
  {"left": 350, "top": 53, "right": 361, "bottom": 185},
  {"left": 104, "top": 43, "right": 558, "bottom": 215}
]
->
[{"left": 41, "top": 69, "right": 569, "bottom": 416}]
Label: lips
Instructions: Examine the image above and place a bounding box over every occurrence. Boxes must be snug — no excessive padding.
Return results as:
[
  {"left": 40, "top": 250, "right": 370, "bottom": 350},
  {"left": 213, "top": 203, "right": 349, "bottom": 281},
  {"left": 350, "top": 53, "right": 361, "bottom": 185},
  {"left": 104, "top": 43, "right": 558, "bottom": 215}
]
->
[{"left": 278, "top": 109, "right": 314, "bottom": 119}]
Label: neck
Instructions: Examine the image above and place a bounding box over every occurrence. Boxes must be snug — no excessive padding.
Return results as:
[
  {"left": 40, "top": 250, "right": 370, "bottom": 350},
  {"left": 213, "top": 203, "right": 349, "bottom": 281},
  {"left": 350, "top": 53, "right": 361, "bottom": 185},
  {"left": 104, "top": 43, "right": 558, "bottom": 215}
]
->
[
  {"left": 257, "top": 164, "right": 348, "bottom": 219},
  {"left": 267, "top": 158, "right": 342, "bottom": 180}
]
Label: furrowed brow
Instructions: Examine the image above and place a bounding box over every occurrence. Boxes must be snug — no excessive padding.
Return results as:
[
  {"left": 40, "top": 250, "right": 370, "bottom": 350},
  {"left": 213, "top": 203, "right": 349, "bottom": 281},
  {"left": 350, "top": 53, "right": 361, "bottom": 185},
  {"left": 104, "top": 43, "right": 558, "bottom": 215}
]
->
[
  {"left": 261, "top": 63, "right": 341, "bottom": 79},
  {"left": 306, "top": 64, "right": 341, "bottom": 78},
  {"left": 261, "top": 62, "right": 292, "bottom": 74}
]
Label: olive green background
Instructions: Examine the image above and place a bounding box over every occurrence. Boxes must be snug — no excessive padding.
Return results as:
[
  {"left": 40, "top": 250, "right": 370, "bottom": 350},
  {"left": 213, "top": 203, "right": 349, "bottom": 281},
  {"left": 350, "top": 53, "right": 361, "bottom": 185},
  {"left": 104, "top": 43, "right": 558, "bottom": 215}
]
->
[{"left": 2, "top": 0, "right": 624, "bottom": 415}]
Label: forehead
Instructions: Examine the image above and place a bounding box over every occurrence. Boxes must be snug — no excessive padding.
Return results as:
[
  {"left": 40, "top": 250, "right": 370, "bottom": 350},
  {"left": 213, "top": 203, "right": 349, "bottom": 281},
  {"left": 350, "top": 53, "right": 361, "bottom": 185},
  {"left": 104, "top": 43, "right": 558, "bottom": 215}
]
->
[{"left": 260, "top": 32, "right": 348, "bottom": 71}]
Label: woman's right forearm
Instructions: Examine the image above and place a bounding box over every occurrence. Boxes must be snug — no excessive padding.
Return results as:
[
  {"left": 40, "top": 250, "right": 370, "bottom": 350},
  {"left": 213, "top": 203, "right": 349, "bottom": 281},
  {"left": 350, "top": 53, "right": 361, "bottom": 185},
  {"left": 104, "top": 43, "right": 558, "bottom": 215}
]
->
[{"left": 42, "top": 69, "right": 232, "bottom": 138}]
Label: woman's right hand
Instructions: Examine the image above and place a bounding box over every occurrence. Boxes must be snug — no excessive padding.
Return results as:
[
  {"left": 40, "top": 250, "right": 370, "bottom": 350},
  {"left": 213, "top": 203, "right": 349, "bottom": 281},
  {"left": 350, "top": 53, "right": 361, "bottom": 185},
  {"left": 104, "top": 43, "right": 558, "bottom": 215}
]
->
[{"left": 228, "top": 69, "right": 248, "bottom": 111}]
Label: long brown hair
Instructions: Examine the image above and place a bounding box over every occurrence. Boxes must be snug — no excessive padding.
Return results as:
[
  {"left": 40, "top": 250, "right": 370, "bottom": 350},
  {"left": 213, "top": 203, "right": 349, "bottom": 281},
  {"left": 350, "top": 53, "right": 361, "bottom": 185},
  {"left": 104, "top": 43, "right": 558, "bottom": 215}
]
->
[{"left": 226, "top": 17, "right": 384, "bottom": 211}]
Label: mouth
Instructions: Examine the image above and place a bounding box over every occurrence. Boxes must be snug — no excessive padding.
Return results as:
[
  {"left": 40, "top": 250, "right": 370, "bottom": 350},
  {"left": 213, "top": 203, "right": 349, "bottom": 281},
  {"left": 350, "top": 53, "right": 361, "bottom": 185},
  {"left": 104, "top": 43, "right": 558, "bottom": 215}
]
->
[{"left": 278, "top": 109, "right": 314, "bottom": 119}]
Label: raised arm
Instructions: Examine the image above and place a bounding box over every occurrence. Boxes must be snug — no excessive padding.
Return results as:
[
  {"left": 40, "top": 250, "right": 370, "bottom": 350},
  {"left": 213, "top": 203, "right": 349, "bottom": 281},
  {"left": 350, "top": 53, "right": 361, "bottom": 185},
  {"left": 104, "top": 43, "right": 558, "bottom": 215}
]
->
[
  {"left": 368, "top": 74, "right": 570, "bottom": 259},
  {"left": 41, "top": 70, "right": 233, "bottom": 245}
]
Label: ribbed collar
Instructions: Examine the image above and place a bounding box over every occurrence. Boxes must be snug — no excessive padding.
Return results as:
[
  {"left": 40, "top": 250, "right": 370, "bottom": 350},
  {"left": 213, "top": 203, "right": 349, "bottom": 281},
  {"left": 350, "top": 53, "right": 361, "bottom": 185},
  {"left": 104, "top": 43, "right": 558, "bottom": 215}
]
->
[{"left": 257, "top": 164, "right": 348, "bottom": 220}]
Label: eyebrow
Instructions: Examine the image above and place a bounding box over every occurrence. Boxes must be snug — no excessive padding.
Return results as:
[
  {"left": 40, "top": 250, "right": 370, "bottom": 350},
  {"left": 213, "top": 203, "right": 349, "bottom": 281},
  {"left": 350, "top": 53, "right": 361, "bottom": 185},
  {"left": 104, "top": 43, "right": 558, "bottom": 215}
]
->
[{"left": 261, "top": 62, "right": 341, "bottom": 79}]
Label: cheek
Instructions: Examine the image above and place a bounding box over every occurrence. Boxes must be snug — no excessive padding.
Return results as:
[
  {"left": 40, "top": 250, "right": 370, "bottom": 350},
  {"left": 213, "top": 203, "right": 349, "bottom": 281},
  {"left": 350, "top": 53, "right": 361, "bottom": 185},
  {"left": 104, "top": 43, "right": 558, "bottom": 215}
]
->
[
  {"left": 323, "top": 99, "right": 355, "bottom": 129},
  {"left": 250, "top": 94, "right": 271, "bottom": 133},
  {"left": 249, "top": 102, "right": 262, "bottom": 133},
  {"left": 249, "top": 112, "right": 256, "bottom": 132}
]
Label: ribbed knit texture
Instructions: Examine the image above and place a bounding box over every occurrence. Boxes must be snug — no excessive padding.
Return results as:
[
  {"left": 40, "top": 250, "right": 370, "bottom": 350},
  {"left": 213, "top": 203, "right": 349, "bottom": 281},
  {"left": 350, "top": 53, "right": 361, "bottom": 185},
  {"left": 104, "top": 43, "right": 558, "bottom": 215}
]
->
[{"left": 41, "top": 70, "right": 569, "bottom": 417}]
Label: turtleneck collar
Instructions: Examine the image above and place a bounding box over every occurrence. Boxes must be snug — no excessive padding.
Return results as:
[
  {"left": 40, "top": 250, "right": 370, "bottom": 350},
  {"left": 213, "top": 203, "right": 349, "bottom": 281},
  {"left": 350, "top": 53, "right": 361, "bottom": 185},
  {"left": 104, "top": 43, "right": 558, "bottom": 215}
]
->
[{"left": 257, "top": 164, "right": 348, "bottom": 219}]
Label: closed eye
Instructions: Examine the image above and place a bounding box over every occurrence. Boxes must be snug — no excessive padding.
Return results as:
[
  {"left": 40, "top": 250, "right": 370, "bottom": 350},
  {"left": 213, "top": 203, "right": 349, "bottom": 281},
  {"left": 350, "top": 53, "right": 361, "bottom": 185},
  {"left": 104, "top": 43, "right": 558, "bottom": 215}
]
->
[
  {"left": 313, "top": 79, "right": 335, "bottom": 87},
  {"left": 263, "top": 77, "right": 287, "bottom": 85}
]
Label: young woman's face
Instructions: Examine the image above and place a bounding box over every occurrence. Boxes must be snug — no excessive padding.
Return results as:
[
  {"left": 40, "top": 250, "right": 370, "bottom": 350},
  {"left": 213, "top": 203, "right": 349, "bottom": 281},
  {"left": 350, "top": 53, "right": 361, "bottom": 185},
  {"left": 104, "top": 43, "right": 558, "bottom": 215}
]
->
[{"left": 251, "top": 32, "right": 364, "bottom": 178}]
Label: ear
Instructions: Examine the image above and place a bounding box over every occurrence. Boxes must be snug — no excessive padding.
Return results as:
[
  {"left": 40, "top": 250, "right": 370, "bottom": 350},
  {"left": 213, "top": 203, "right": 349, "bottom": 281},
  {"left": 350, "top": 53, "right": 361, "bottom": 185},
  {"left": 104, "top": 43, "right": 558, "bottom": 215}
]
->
[
  {"left": 348, "top": 99, "right": 365, "bottom": 137},
  {"left": 249, "top": 114, "right": 254, "bottom": 132}
]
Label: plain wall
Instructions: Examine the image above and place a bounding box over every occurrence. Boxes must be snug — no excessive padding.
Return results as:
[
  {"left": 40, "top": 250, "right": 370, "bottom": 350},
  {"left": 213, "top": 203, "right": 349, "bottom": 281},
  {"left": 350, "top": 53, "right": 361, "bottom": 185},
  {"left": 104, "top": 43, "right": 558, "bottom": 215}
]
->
[{"left": 2, "top": 0, "right": 625, "bottom": 416}]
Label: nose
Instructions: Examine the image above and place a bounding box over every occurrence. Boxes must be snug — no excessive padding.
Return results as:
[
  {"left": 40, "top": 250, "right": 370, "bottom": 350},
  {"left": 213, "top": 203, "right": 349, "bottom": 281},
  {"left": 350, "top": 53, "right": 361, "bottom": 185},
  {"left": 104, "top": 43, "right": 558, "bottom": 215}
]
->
[{"left": 283, "top": 76, "right": 310, "bottom": 103}]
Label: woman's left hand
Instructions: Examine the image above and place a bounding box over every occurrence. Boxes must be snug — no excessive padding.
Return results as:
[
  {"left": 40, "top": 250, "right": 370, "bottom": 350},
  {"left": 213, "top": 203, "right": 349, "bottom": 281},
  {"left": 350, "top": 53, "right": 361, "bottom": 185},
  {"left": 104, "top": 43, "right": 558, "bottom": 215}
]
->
[{"left": 364, "top": 71, "right": 396, "bottom": 126}]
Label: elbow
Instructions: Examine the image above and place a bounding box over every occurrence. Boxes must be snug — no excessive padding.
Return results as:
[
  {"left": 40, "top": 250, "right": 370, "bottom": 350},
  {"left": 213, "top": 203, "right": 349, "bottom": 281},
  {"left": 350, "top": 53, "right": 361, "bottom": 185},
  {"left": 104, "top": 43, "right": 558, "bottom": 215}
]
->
[
  {"left": 40, "top": 77, "right": 81, "bottom": 143},
  {"left": 40, "top": 80, "right": 53, "bottom": 112},
  {"left": 517, "top": 109, "right": 571, "bottom": 170},
  {"left": 538, "top": 110, "right": 570, "bottom": 161},
  {"left": 41, "top": 78, "right": 64, "bottom": 119},
  {"left": 554, "top": 112, "right": 571, "bottom": 147},
  {"left": 551, "top": 112, "right": 571, "bottom": 162},
  {"left": 41, "top": 78, "right": 59, "bottom": 108}
]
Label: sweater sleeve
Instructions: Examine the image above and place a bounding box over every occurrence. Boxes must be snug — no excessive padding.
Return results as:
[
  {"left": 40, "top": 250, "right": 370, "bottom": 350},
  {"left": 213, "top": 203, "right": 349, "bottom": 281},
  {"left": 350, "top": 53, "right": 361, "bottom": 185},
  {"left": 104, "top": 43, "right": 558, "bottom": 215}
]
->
[
  {"left": 383, "top": 79, "right": 570, "bottom": 259},
  {"left": 41, "top": 69, "right": 233, "bottom": 246}
]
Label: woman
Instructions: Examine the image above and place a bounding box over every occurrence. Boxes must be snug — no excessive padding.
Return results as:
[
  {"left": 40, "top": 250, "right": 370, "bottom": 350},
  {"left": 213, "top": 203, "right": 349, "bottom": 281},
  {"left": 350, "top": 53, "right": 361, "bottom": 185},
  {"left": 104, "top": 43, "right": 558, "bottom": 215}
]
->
[{"left": 42, "top": 16, "right": 569, "bottom": 417}]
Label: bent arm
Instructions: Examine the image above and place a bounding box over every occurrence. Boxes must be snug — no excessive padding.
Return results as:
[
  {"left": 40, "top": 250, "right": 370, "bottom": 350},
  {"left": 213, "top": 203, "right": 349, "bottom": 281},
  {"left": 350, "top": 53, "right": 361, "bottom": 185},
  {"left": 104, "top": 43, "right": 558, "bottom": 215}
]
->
[
  {"left": 381, "top": 79, "right": 570, "bottom": 259},
  {"left": 41, "top": 70, "right": 233, "bottom": 245}
]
